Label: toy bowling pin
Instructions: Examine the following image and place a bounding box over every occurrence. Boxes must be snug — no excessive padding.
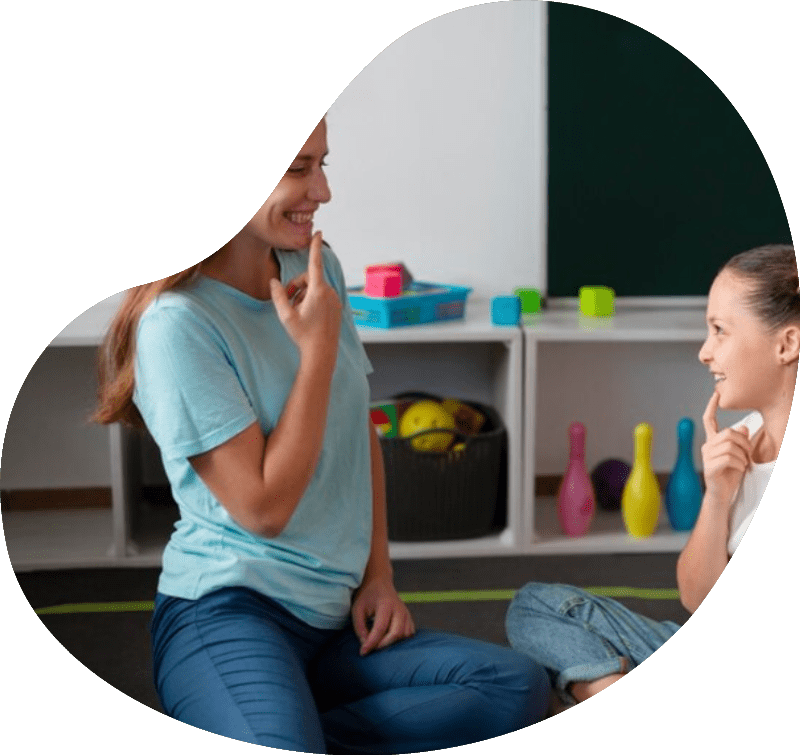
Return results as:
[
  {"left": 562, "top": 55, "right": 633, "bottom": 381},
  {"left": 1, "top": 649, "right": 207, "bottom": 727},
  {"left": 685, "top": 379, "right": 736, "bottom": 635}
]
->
[
  {"left": 665, "top": 418, "right": 702, "bottom": 531},
  {"left": 621, "top": 423, "right": 661, "bottom": 538},
  {"left": 557, "top": 422, "right": 596, "bottom": 537}
]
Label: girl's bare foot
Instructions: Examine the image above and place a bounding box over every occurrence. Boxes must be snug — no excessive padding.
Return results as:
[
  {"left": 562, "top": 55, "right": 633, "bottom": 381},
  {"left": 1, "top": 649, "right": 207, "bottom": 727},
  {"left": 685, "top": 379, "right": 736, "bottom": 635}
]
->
[{"left": 569, "top": 658, "right": 629, "bottom": 702}]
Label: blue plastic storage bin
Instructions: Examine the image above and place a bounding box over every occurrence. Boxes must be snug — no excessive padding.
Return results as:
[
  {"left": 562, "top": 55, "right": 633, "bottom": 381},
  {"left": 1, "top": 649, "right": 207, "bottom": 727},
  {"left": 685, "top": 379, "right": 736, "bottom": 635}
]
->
[{"left": 347, "top": 281, "right": 472, "bottom": 328}]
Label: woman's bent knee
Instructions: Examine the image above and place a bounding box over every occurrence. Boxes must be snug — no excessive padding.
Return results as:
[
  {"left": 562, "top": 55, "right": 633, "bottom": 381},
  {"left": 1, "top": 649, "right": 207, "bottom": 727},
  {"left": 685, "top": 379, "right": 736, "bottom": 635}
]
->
[
  {"left": 478, "top": 647, "right": 551, "bottom": 728},
  {"left": 515, "top": 653, "right": 552, "bottom": 725}
]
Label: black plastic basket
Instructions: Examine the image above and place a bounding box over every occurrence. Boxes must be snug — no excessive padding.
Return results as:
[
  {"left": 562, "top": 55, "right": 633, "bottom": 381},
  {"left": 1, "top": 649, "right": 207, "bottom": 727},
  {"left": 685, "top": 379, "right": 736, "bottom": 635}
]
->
[{"left": 380, "top": 393, "right": 507, "bottom": 541}]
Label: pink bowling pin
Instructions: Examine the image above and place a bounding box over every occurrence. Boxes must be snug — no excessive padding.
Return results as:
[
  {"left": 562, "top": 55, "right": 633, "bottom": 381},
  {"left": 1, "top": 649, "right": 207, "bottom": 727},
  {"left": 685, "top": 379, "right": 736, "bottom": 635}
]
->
[{"left": 557, "top": 422, "right": 596, "bottom": 537}]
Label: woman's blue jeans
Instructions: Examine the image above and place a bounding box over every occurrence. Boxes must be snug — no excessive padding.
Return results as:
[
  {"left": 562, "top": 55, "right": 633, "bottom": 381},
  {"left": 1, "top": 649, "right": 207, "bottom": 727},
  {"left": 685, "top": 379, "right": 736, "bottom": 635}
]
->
[
  {"left": 150, "top": 587, "right": 550, "bottom": 753},
  {"left": 505, "top": 583, "right": 681, "bottom": 706}
]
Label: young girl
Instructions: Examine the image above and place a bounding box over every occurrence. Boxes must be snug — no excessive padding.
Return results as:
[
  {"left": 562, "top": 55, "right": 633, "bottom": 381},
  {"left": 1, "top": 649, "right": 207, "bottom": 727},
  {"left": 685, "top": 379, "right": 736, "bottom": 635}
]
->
[
  {"left": 94, "top": 118, "right": 550, "bottom": 753},
  {"left": 505, "top": 244, "right": 799, "bottom": 708}
]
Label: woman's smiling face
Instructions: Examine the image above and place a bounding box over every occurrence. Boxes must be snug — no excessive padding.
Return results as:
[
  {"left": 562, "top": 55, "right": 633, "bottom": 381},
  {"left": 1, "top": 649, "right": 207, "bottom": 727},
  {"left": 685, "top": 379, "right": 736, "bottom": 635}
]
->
[
  {"left": 698, "top": 269, "right": 784, "bottom": 411},
  {"left": 244, "top": 119, "right": 332, "bottom": 251}
]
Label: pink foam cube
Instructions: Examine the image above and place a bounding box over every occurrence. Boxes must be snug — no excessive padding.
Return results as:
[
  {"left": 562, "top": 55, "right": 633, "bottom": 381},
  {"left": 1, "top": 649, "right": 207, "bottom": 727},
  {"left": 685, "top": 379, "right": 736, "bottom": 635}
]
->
[
  {"left": 365, "top": 270, "right": 403, "bottom": 297},
  {"left": 365, "top": 263, "right": 412, "bottom": 288}
]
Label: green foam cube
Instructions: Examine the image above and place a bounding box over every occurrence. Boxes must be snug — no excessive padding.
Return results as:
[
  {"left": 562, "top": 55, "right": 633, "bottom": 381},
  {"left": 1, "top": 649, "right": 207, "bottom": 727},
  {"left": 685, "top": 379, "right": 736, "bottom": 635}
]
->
[
  {"left": 513, "top": 287, "right": 542, "bottom": 314},
  {"left": 579, "top": 285, "right": 615, "bottom": 316}
]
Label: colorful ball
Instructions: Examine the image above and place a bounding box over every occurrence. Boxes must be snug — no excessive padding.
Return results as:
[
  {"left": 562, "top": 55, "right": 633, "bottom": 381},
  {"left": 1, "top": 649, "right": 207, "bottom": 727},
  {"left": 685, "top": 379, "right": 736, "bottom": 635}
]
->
[
  {"left": 590, "top": 459, "right": 631, "bottom": 511},
  {"left": 399, "top": 400, "right": 456, "bottom": 452}
]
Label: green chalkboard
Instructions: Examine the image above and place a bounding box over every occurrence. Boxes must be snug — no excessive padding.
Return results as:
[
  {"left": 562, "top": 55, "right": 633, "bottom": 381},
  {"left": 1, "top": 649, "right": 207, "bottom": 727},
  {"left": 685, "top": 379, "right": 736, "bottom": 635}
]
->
[{"left": 547, "top": 4, "right": 792, "bottom": 297}]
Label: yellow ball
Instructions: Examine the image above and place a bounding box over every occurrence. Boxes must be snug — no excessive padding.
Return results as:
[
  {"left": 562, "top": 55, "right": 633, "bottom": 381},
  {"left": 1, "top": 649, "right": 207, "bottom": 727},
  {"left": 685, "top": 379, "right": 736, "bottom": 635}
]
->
[{"left": 399, "top": 400, "right": 456, "bottom": 452}]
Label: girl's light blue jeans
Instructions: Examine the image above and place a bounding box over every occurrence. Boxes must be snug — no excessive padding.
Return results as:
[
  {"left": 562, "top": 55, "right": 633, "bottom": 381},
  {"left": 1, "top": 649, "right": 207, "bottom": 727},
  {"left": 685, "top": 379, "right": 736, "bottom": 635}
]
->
[
  {"left": 151, "top": 586, "right": 550, "bottom": 753},
  {"left": 505, "top": 583, "right": 681, "bottom": 706}
]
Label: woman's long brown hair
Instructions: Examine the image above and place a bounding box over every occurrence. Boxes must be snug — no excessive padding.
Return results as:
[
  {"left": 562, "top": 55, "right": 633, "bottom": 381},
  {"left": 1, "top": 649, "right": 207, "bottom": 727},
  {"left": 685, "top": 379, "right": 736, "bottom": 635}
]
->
[{"left": 93, "top": 263, "right": 205, "bottom": 429}]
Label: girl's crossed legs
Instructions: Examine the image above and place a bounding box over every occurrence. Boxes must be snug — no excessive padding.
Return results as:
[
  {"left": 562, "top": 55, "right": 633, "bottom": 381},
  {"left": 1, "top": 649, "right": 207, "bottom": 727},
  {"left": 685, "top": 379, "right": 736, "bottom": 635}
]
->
[{"left": 506, "top": 582, "right": 681, "bottom": 707}]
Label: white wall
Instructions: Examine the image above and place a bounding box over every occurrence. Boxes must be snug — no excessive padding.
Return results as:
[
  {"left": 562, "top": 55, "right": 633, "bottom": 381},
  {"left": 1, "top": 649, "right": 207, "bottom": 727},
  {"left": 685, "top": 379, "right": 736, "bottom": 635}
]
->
[
  {"left": 2, "top": 348, "right": 111, "bottom": 489},
  {"left": 317, "top": 1, "right": 548, "bottom": 297}
]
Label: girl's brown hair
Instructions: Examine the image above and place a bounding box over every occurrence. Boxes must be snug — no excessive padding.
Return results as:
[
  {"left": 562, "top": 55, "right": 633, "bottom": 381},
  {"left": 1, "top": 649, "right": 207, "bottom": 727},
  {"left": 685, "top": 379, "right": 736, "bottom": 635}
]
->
[
  {"left": 93, "top": 263, "right": 205, "bottom": 428},
  {"left": 721, "top": 243, "right": 800, "bottom": 331}
]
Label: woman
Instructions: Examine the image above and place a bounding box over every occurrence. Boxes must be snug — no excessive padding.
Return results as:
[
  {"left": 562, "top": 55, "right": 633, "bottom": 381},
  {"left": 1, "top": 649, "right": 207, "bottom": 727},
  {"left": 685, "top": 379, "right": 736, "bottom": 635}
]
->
[
  {"left": 95, "top": 117, "right": 550, "bottom": 753},
  {"left": 505, "top": 244, "right": 799, "bottom": 708}
]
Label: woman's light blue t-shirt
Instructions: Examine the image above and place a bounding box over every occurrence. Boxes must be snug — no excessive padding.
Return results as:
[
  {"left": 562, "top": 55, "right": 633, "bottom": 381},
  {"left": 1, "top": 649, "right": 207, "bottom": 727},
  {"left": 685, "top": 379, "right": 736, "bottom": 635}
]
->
[{"left": 133, "top": 246, "right": 374, "bottom": 630}]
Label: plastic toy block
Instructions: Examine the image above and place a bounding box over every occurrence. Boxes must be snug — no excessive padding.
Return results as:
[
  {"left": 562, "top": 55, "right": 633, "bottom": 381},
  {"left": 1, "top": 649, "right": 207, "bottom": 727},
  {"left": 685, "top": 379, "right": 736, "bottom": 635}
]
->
[
  {"left": 579, "top": 285, "right": 615, "bottom": 316},
  {"left": 365, "top": 269, "right": 403, "bottom": 297},
  {"left": 365, "top": 263, "right": 413, "bottom": 289},
  {"left": 514, "top": 287, "right": 542, "bottom": 314},
  {"left": 491, "top": 295, "right": 522, "bottom": 325}
]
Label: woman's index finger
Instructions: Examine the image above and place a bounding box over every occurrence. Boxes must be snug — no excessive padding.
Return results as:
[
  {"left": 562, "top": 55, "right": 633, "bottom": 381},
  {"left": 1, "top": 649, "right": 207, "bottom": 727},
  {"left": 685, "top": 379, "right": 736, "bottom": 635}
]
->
[
  {"left": 307, "top": 231, "right": 324, "bottom": 284},
  {"left": 702, "top": 389, "right": 720, "bottom": 439}
]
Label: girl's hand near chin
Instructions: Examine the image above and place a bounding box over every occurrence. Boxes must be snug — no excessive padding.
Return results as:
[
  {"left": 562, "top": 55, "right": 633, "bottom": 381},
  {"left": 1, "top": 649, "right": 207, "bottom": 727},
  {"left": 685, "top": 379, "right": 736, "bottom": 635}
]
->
[{"left": 701, "top": 389, "right": 752, "bottom": 510}]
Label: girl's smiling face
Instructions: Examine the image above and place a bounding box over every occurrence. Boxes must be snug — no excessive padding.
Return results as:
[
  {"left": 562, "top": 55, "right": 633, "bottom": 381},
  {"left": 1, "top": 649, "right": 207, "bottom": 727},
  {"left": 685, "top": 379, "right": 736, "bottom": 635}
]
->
[{"left": 698, "top": 269, "right": 785, "bottom": 411}]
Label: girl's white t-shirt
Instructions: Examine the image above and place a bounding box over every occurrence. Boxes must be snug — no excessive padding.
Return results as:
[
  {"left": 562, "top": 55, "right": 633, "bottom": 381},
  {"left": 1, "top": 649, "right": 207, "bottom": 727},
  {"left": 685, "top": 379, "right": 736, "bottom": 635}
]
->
[{"left": 727, "top": 412, "right": 776, "bottom": 555}]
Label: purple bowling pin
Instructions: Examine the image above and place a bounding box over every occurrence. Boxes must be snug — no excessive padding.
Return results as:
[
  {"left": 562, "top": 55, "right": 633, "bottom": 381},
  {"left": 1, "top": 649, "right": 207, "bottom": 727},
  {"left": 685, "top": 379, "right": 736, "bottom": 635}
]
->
[{"left": 557, "top": 422, "right": 597, "bottom": 537}]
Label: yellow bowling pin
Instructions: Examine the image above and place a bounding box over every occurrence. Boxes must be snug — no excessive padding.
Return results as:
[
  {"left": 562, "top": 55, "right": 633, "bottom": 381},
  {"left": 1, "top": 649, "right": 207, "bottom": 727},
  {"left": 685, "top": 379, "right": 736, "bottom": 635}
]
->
[{"left": 621, "top": 423, "right": 661, "bottom": 538}]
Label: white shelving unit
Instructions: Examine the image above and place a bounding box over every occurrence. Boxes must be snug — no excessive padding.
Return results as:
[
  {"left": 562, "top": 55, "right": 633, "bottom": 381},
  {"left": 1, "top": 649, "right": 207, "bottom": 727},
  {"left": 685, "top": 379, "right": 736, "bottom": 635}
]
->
[
  {"left": 3, "top": 296, "right": 714, "bottom": 570},
  {"left": 521, "top": 304, "right": 708, "bottom": 555},
  {"left": 3, "top": 296, "right": 524, "bottom": 569},
  {"left": 360, "top": 299, "right": 524, "bottom": 559},
  {"left": 3, "top": 292, "right": 142, "bottom": 570}
]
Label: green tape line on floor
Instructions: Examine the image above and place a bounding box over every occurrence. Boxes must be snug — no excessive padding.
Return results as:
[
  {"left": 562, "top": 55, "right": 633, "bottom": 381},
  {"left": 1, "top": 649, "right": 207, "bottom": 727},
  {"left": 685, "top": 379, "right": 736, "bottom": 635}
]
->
[
  {"left": 33, "top": 587, "right": 679, "bottom": 615},
  {"left": 399, "top": 587, "right": 679, "bottom": 603},
  {"left": 35, "top": 601, "right": 155, "bottom": 615}
]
